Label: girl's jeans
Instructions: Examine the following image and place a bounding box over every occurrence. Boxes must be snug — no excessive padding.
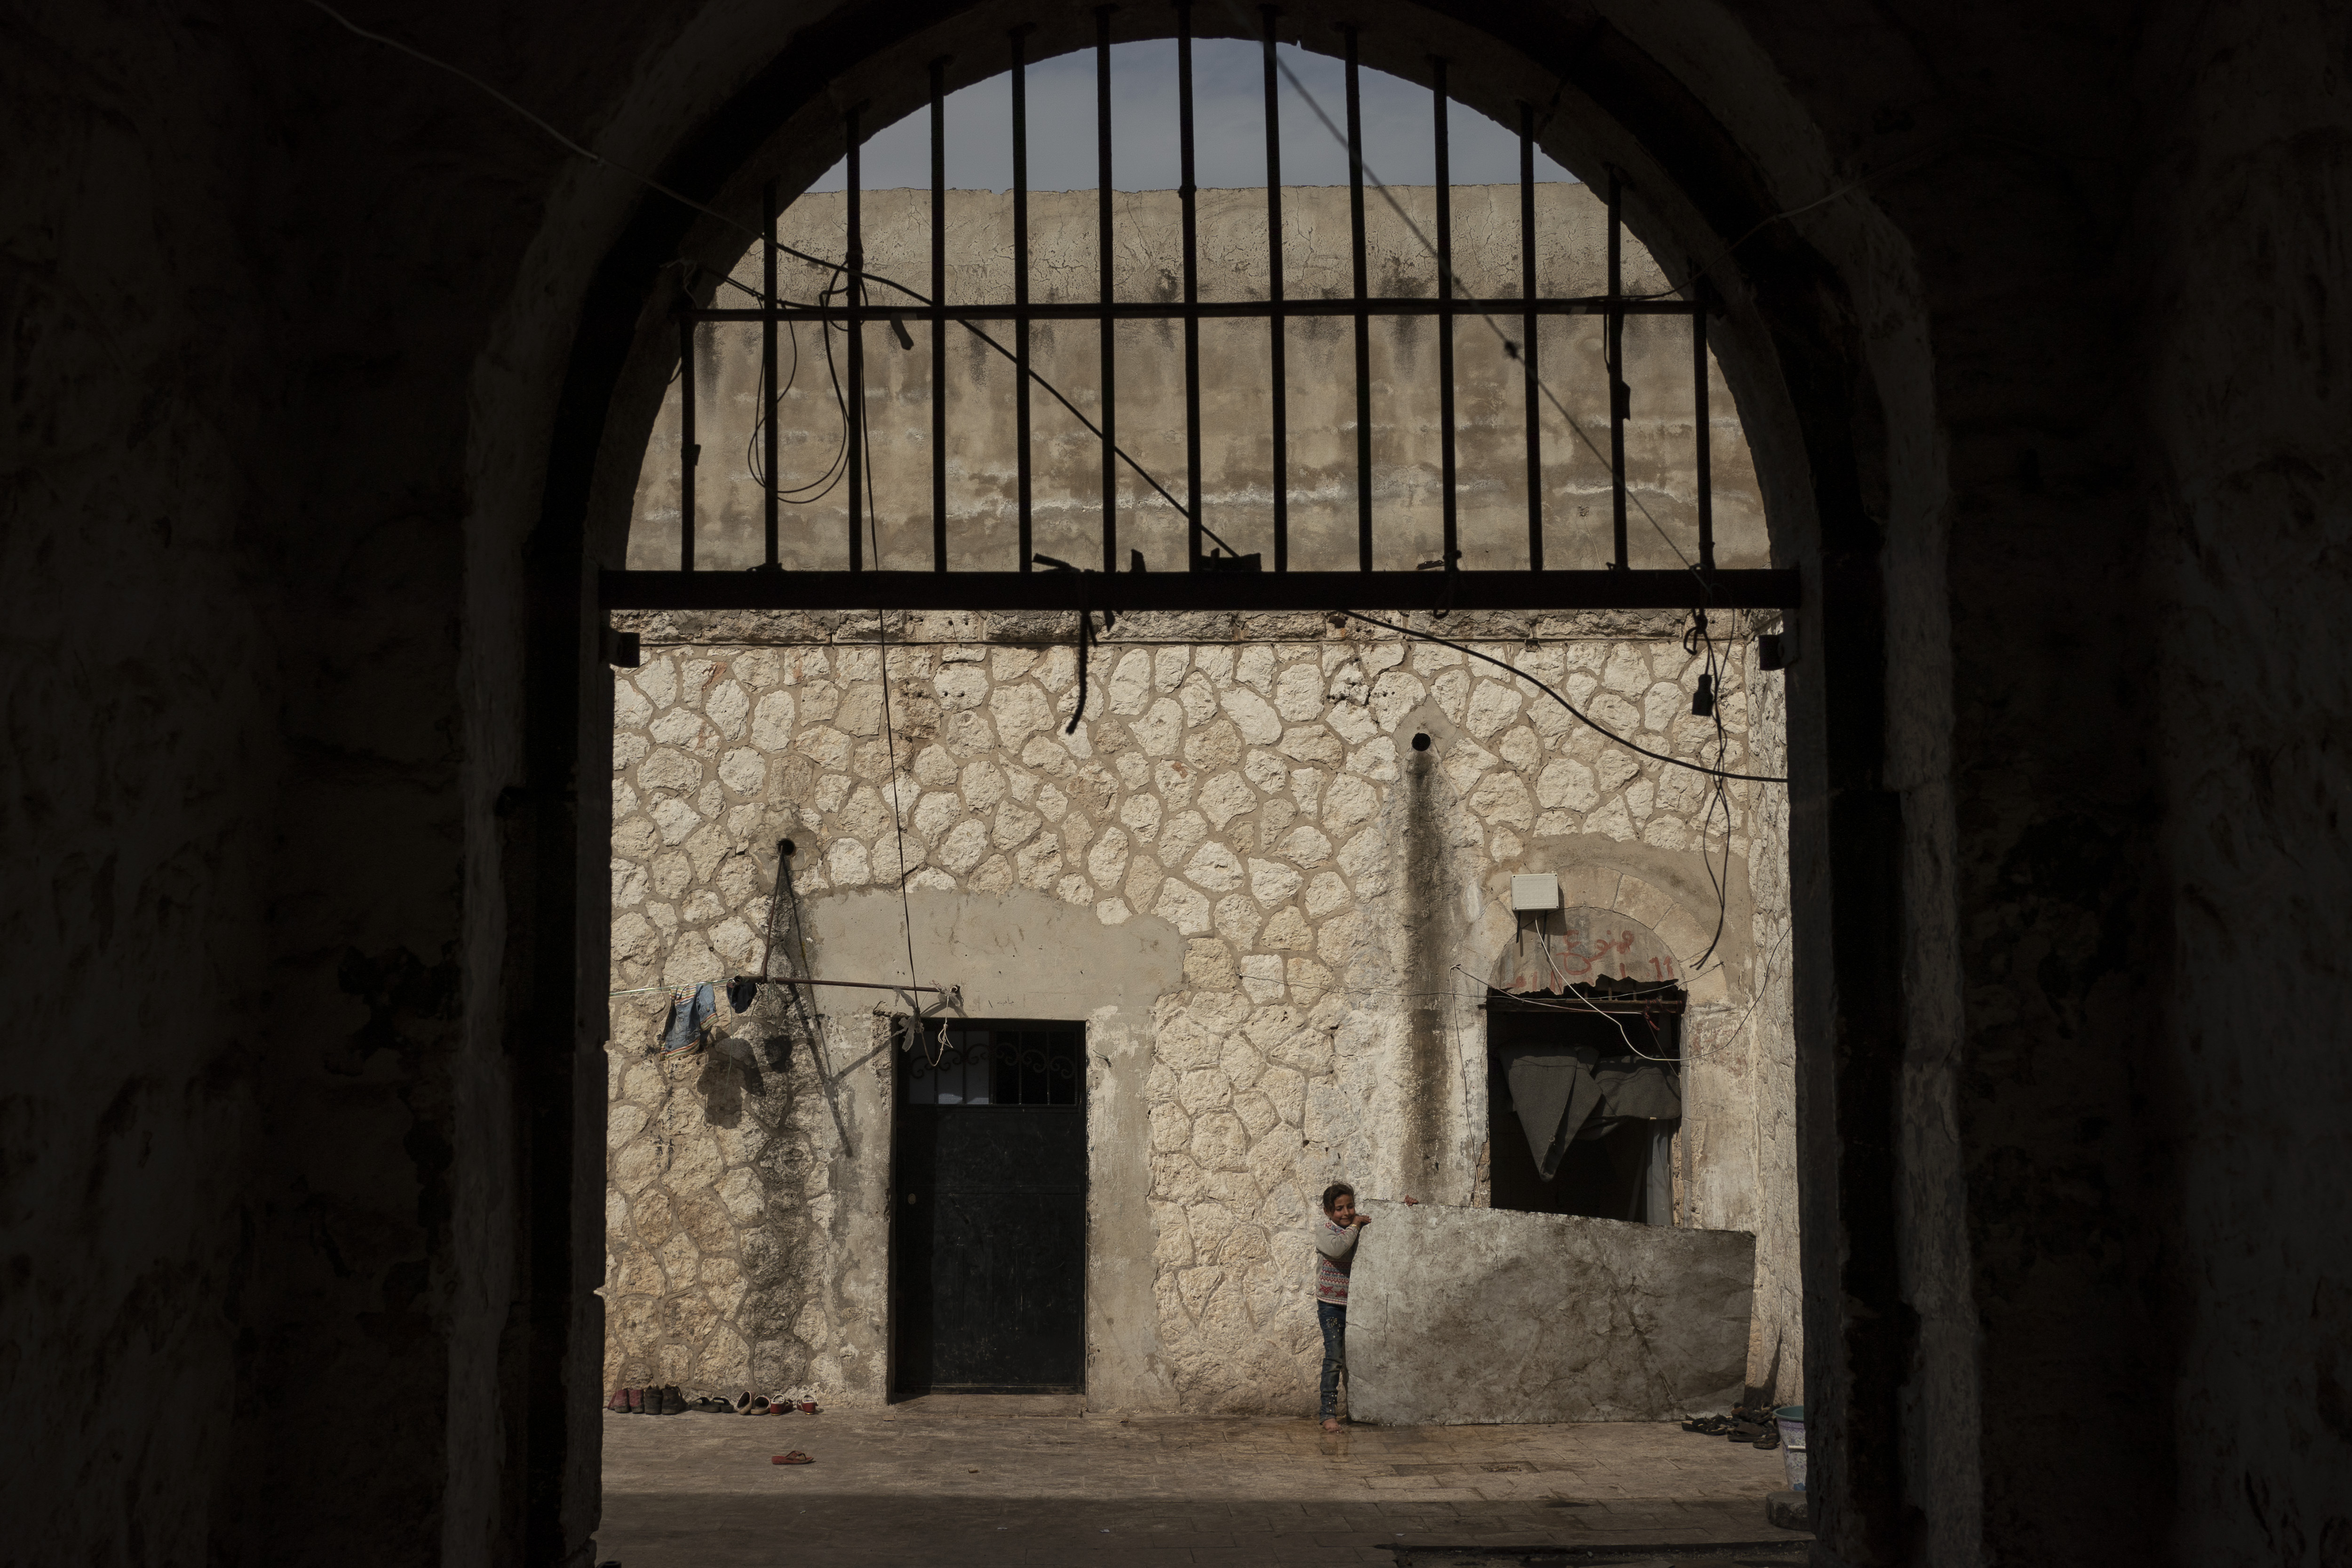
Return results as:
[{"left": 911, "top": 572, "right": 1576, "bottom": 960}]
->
[{"left": 1318, "top": 1300, "right": 1347, "bottom": 1419}]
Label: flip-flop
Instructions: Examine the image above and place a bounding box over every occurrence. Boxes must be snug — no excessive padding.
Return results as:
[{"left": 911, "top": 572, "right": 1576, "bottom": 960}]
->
[{"left": 771, "top": 1452, "right": 813, "bottom": 1465}]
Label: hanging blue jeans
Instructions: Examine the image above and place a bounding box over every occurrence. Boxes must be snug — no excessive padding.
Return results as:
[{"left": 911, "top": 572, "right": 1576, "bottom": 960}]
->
[
  {"left": 662, "top": 982, "right": 717, "bottom": 1053},
  {"left": 1318, "top": 1300, "right": 1347, "bottom": 1420}
]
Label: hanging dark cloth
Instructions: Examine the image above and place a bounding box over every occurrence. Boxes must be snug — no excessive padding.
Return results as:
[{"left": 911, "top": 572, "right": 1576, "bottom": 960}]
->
[{"left": 1504, "top": 1047, "right": 1682, "bottom": 1180}]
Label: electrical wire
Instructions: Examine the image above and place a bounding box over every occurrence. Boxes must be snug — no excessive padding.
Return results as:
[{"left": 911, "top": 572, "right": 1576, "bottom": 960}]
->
[
  {"left": 1223, "top": 0, "right": 1705, "bottom": 586},
  {"left": 1619, "top": 135, "right": 1976, "bottom": 304},
  {"left": 1681, "top": 607, "right": 1736, "bottom": 973},
  {"left": 337, "top": 0, "right": 1788, "bottom": 1019},
  {"left": 303, "top": 0, "right": 1235, "bottom": 561},
  {"left": 1335, "top": 610, "right": 1787, "bottom": 784},
  {"left": 1481, "top": 937, "right": 1682, "bottom": 1065}
]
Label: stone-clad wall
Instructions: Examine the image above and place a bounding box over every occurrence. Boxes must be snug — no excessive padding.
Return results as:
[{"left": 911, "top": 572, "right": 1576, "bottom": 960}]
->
[{"left": 600, "top": 609, "right": 1794, "bottom": 1412}]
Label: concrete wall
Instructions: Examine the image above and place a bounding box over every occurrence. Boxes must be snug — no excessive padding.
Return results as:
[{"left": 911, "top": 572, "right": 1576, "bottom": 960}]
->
[
  {"left": 1346, "top": 1199, "right": 1756, "bottom": 1424},
  {"left": 597, "top": 608, "right": 1796, "bottom": 1413},
  {"left": 626, "top": 184, "right": 1765, "bottom": 576}
]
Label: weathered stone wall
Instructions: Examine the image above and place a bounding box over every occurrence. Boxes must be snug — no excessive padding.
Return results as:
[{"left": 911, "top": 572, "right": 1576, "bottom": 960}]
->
[{"left": 599, "top": 607, "right": 1795, "bottom": 1412}]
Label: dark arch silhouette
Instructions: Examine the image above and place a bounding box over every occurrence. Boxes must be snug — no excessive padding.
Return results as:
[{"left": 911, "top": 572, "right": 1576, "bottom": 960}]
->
[{"left": 524, "top": 4, "right": 1902, "bottom": 1562}]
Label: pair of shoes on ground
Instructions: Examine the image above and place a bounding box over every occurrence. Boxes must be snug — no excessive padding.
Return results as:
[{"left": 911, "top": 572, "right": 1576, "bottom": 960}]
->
[
  {"left": 607, "top": 1385, "right": 686, "bottom": 1415},
  {"left": 710, "top": 1392, "right": 819, "bottom": 1415},
  {"left": 606, "top": 1386, "right": 822, "bottom": 1416},
  {"left": 1680, "top": 1409, "right": 1782, "bottom": 1448}
]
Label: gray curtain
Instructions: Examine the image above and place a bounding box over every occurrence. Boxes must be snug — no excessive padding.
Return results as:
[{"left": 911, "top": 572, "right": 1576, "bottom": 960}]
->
[{"left": 1503, "top": 1048, "right": 1682, "bottom": 1181}]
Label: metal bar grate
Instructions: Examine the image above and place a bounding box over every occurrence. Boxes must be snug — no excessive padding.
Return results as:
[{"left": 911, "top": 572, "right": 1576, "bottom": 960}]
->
[
  {"left": 1262, "top": 6, "right": 1287, "bottom": 575},
  {"left": 1605, "top": 169, "right": 1627, "bottom": 572},
  {"left": 1694, "top": 308, "right": 1714, "bottom": 574},
  {"left": 678, "top": 311, "right": 696, "bottom": 571},
  {"left": 1344, "top": 25, "right": 1372, "bottom": 573},
  {"left": 762, "top": 179, "right": 779, "bottom": 571},
  {"left": 846, "top": 104, "right": 865, "bottom": 572},
  {"left": 1518, "top": 100, "right": 1541, "bottom": 573},
  {"left": 1097, "top": 7, "right": 1118, "bottom": 573},
  {"left": 619, "top": 26, "right": 1793, "bottom": 615},
  {"left": 1011, "top": 28, "right": 1033, "bottom": 573},
  {"left": 1177, "top": 4, "right": 1204, "bottom": 568},
  {"left": 1432, "top": 56, "right": 1457, "bottom": 575},
  {"left": 930, "top": 57, "right": 948, "bottom": 572}
]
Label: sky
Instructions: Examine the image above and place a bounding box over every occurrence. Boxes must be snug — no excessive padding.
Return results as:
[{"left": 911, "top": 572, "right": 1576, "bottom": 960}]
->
[{"left": 804, "top": 39, "right": 1576, "bottom": 194}]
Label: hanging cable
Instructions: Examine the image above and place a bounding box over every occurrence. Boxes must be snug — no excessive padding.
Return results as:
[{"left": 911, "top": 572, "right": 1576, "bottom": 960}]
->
[
  {"left": 1336, "top": 610, "right": 1786, "bottom": 784},
  {"left": 1222, "top": 0, "right": 1705, "bottom": 587},
  {"left": 305, "top": 0, "right": 1229, "bottom": 564}
]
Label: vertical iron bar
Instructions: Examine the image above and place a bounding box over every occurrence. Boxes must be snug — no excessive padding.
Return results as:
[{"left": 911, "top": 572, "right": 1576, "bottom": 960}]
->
[
  {"left": 1344, "top": 26, "right": 1370, "bottom": 572},
  {"left": 931, "top": 58, "right": 948, "bottom": 572},
  {"left": 679, "top": 312, "right": 696, "bottom": 571},
  {"left": 1694, "top": 308, "right": 1714, "bottom": 572},
  {"left": 1013, "top": 27, "right": 1033, "bottom": 571},
  {"left": 1431, "top": 59, "right": 1456, "bottom": 573},
  {"left": 1177, "top": 2, "right": 1202, "bottom": 568},
  {"left": 1606, "top": 169, "right": 1628, "bottom": 570},
  {"left": 763, "top": 180, "right": 779, "bottom": 570},
  {"left": 1097, "top": 8, "right": 1117, "bottom": 573},
  {"left": 1262, "top": 7, "right": 1287, "bottom": 573},
  {"left": 846, "top": 105, "right": 865, "bottom": 572},
  {"left": 1519, "top": 102, "right": 1541, "bottom": 571}
]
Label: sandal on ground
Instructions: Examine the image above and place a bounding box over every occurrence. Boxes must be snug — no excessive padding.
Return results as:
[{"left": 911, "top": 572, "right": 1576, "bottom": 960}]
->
[{"left": 771, "top": 1451, "right": 813, "bottom": 1465}]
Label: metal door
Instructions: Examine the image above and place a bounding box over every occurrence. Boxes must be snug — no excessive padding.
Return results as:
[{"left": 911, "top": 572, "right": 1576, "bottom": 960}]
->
[{"left": 892, "top": 1022, "right": 1085, "bottom": 1394}]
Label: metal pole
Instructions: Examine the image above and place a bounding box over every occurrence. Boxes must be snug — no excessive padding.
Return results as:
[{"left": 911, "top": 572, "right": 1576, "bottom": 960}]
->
[
  {"left": 1263, "top": 7, "right": 1287, "bottom": 574},
  {"left": 846, "top": 104, "right": 865, "bottom": 572},
  {"left": 1606, "top": 169, "right": 1627, "bottom": 570},
  {"left": 1177, "top": 2, "right": 1203, "bottom": 568},
  {"left": 931, "top": 57, "right": 948, "bottom": 572},
  {"left": 1432, "top": 58, "right": 1456, "bottom": 574},
  {"left": 763, "top": 179, "right": 780, "bottom": 570},
  {"left": 1013, "top": 27, "right": 1034, "bottom": 572},
  {"left": 1344, "top": 25, "right": 1371, "bottom": 572},
  {"left": 1694, "top": 309, "right": 1714, "bottom": 573},
  {"left": 679, "top": 311, "right": 697, "bottom": 571},
  {"left": 1097, "top": 7, "right": 1118, "bottom": 573},
  {"left": 1519, "top": 102, "right": 1541, "bottom": 572}
]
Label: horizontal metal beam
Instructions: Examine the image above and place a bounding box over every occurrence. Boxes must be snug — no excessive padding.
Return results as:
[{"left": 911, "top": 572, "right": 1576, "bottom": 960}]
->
[
  {"left": 685, "top": 295, "right": 1703, "bottom": 324},
  {"left": 602, "top": 568, "right": 1798, "bottom": 612}
]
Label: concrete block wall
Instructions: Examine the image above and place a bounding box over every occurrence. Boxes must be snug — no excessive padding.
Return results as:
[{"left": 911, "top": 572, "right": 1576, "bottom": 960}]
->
[{"left": 599, "top": 608, "right": 1796, "bottom": 1414}]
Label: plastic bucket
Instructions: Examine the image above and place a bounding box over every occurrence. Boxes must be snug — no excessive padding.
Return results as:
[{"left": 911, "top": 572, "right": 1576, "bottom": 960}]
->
[{"left": 1774, "top": 1405, "right": 1806, "bottom": 1491}]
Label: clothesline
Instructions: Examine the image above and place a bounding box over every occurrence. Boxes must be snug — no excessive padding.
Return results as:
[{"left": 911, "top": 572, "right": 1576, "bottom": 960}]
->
[{"left": 608, "top": 975, "right": 959, "bottom": 998}]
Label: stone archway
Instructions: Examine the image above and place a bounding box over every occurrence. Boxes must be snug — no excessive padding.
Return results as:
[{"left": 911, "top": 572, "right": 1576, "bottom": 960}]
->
[{"left": 533, "top": 3, "right": 1909, "bottom": 1560}]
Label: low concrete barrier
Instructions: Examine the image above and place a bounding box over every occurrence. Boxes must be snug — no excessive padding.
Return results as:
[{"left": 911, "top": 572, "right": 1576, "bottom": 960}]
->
[{"left": 1345, "top": 1200, "right": 1755, "bottom": 1424}]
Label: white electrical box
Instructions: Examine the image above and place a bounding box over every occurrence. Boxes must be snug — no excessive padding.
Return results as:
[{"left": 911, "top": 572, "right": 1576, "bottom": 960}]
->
[{"left": 1510, "top": 873, "right": 1560, "bottom": 911}]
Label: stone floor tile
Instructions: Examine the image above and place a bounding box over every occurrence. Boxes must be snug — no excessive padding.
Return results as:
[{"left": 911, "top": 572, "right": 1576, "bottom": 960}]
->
[{"left": 597, "top": 1410, "right": 1800, "bottom": 1567}]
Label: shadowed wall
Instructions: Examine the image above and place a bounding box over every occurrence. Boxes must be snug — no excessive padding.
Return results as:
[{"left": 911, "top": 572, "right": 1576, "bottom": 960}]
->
[{"left": 3, "top": 0, "right": 2345, "bottom": 1563}]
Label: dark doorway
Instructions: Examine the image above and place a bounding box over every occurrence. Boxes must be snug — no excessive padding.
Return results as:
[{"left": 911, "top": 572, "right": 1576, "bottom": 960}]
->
[
  {"left": 1486, "top": 988, "right": 1682, "bottom": 1223},
  {"left": 891, "top": 1020, "right": 1087, "bottom": 1395}
]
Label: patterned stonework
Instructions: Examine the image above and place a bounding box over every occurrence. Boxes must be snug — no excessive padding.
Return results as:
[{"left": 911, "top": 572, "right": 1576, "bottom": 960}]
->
[{"left": 600, "top": 610, "right": 1795, "bottom": 1413}]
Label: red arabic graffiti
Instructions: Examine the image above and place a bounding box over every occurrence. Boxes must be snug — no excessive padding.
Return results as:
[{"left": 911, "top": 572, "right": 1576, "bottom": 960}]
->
[{"left": 1496, "top": 920, "right": 1678, "bottom": 993}]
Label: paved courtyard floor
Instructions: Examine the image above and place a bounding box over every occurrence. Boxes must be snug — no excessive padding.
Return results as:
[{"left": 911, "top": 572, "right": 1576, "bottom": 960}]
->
[{"left": 597, "top": 1398, "right": 1808, "bottom": 1567}]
